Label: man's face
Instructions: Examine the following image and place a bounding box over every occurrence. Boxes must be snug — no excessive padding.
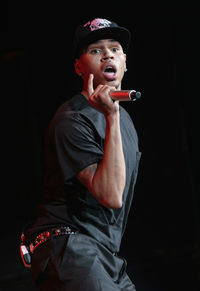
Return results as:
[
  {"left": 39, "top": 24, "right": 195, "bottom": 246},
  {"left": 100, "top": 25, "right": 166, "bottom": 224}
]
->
[{"left": 75, "top": 39, "right": 127, "bottom": 90}]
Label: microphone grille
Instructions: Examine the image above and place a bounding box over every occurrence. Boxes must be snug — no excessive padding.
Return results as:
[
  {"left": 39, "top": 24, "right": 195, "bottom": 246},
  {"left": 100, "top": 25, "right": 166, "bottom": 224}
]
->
[{"left": 135, "top": 91, "right": 142, "bottom": 99}]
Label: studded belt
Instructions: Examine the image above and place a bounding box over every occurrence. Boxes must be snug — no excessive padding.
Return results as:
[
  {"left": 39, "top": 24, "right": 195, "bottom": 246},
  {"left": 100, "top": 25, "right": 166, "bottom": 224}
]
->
[{"left": 29, "top": 226, "right": 77, "bottom": 254}]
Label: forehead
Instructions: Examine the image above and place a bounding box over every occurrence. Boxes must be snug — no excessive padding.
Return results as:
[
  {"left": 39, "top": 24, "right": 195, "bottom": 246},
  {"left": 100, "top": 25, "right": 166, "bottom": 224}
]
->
[{"left": 87, "top": 39, "right": 122, "bottom": 48}]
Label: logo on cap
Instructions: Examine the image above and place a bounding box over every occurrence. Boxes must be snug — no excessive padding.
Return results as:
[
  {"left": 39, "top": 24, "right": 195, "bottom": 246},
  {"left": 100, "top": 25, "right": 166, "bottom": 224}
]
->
[{"left": 84, "top": 18, "right": 111, "bottom": 32}]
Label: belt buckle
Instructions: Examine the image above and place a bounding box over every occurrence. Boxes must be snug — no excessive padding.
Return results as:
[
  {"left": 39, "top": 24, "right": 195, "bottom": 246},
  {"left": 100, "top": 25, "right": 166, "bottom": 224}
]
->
[
  {"left": 52, "top": 226, "right": 75, "bottom": 236},
  {"left": 19, "top": 232, "right": 32, "bottom": 268}
]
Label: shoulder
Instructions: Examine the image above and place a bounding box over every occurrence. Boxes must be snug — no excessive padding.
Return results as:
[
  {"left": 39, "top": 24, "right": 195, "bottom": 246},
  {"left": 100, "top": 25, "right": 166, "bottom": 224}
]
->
[
  {"left": 47, "top": 94, "right": 92, "bottom": 133},
  {"left": 48, "top": 112, "right": 93, "bottom": 143},
  {"left": 119, "top": 105, "right": 136, "bottom": 128},
  {"left": 119, "top": 105, "right": 139, "bottom": 140},
  {"left": 120, "top": 105, "right": 132, "bottom": 119}
]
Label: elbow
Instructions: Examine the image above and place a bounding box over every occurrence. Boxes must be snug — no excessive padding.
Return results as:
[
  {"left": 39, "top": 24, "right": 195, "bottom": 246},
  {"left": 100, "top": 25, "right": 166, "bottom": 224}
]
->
[
  {"left": 110, "top": 199, "right": 123, "bottom": 209},
  {"left": 104, "top": 199, "right": 122, "bottom": 209},
  {"left": 92, "top": 181, "right": 125, "bottom": 209},
  {"left": 99, "top": 192, "right": 123, "bottom": 209}
]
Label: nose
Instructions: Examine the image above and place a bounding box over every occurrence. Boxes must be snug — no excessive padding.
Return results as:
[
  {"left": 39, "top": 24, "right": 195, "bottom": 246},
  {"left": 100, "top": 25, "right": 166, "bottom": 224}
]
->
[{"left": 101, "top": 49, "right": 114, "bottom": 62}]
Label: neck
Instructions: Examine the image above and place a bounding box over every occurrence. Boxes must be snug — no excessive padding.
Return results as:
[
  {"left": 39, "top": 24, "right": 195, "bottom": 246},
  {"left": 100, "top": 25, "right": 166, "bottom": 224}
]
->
[{"left": 81, "top": 90, "right": 89, "bottom": 100}]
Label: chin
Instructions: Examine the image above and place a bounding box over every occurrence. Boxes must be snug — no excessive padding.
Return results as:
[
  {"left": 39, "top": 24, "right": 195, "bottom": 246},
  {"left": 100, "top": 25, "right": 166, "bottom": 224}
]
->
[
  {"left": 94, "top": 76, "right": 121, "bottom": 89},
  {"left": 102, "top": 78, "right": 119, "bottom": 87},
  {"left": 108, "top": 80, "right": 121, "bottom": 89}
]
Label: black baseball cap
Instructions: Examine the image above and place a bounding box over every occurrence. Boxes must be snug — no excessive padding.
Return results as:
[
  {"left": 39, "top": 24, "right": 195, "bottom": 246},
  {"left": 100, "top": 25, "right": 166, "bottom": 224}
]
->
[{"left": 73, "top": 18, "right": 131, "bottom": 59}]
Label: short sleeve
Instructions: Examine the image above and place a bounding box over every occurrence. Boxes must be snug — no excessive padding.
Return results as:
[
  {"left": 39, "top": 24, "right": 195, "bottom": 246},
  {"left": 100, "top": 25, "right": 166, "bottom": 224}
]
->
[{"left": 52, "top": 113, "right": 104, "bottom": 182}]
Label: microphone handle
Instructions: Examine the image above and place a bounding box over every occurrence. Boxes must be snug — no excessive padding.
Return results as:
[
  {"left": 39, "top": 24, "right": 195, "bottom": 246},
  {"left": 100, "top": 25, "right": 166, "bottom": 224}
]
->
[{"left": 109, "top": 90, "right": 141, "bottom": 101}]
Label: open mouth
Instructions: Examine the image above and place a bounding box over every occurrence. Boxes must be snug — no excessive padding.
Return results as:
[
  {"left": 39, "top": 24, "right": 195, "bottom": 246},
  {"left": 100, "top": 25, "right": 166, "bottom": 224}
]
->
[{"left": 102, "top": 64, "right": 117, "bottom": 80}]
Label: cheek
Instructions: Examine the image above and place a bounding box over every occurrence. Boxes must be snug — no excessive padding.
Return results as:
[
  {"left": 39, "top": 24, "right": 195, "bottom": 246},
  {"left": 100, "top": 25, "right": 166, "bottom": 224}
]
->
[
  {"left": 83, "top": 60, "right": 99, "bottom": 76},
  {"left": 119, "top": 58, "right": 126, "bottom": 76},
  {"left": 118, "top": 63, "right": 126, "bottom": 78}
]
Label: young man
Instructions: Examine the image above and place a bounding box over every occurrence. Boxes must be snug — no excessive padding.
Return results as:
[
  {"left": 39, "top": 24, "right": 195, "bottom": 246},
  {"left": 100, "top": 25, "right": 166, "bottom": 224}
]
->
[{"left": 25, "top": 18, "right": 141, "bottom": 290}]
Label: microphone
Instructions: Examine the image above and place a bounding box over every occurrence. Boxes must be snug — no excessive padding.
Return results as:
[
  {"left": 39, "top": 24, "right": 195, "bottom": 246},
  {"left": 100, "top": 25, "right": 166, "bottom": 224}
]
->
[{"left": 109, "top": 90, "right": 142, "bottom": 101}]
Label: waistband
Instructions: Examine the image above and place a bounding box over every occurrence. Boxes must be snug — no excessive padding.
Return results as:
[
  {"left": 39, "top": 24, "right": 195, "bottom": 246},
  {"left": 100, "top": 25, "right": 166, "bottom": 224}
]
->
[{"left": 28, "top": 226, "right": 78, "bottom": 254}]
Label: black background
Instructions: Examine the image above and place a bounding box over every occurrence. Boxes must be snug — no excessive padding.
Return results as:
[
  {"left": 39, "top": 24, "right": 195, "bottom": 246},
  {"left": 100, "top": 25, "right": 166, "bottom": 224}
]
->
[{"left": 1, "top": 3, "right": 200, "bottom": 291}]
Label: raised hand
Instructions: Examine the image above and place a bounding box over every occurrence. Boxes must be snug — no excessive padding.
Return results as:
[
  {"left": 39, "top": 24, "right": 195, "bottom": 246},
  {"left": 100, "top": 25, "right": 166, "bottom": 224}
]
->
[{"left": 87, "top": 74, "right": 119, "bottom": 117}]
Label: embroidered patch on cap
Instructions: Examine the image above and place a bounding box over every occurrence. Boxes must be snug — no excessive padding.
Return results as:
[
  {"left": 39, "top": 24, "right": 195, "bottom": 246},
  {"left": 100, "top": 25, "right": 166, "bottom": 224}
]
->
[{"left": 84, "top": 18, "right": 112, "bottom": 32}]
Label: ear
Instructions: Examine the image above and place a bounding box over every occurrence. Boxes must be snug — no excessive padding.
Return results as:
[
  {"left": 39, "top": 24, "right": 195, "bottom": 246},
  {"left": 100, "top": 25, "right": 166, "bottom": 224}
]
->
[
  {"left": 74, "top": 59, "right": 82, "bottom": 76},
  {"left": 124, "top": 54, "right": 127, "bottom": 72}
]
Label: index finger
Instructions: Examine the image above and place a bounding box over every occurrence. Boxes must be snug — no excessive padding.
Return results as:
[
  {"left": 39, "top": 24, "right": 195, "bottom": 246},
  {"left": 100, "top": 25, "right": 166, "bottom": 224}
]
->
[{"left": 87, "top": 74, "right": 94, "bottom": 96}]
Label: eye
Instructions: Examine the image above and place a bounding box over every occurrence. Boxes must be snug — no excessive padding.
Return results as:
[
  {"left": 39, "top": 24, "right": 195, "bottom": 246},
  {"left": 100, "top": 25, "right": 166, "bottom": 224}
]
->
[
  {"left": 112, "top": 47, "right": 120, "bottom": 52},
  {"left": 90, "top": 48, "right": 101, "bottom": 54}
]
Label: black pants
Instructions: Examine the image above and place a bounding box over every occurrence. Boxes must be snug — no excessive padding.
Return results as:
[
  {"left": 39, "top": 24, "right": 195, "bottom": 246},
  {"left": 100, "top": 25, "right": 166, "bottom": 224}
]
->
[{"left": 31, "top": 232, "right": 136, "bottom": 291}]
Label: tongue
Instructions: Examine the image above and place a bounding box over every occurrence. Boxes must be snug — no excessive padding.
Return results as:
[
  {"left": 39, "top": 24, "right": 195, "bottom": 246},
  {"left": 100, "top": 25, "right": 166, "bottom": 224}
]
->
[{"left": 103, "top": 71, "right": 117, "bottom": 80}]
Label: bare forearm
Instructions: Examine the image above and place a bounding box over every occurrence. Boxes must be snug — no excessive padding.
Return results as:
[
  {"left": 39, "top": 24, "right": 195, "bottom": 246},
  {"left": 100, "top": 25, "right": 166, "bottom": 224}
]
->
[
  {"left": 77, "top": 77, "right": 126, "bottom": 208},
  {"left": 92, "top": 112, "right": 126, "bottom": 208}
]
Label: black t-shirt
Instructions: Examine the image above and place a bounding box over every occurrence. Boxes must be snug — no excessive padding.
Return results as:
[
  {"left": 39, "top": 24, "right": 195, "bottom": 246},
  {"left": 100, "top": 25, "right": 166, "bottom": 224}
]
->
[{"left": 27, "top": 94, "right": 141, "bottom": 252}]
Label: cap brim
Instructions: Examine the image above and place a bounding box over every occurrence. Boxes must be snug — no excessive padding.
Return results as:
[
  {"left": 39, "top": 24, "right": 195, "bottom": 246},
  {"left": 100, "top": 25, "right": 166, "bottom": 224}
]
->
[{"left": 75, "top": 26, "right": 131, "bottom": 58}]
